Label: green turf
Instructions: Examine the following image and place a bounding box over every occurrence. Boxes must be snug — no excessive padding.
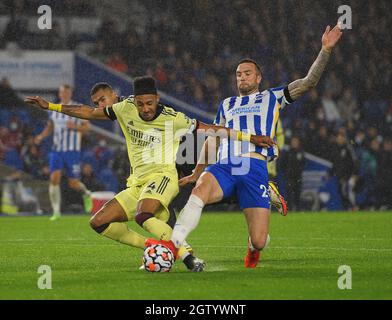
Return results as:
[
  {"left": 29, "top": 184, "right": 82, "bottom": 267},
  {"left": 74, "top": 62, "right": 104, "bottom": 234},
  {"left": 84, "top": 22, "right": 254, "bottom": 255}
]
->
[{"left": 0, "top": 212, "right": 391, "bottom": 300}]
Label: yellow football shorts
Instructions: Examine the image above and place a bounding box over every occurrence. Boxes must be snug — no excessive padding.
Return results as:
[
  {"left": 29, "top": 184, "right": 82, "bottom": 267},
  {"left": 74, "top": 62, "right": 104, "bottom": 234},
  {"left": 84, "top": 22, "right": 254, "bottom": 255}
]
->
[{"left": 115, "top": 172, "right": 179, "bottom": 221}]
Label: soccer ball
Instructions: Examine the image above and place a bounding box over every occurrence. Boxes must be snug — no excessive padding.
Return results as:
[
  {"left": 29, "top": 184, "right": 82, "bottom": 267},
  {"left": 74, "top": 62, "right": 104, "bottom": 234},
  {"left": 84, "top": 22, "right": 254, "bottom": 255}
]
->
[{"left": 143, "top": 244, "right": 174, "bottom": 272}]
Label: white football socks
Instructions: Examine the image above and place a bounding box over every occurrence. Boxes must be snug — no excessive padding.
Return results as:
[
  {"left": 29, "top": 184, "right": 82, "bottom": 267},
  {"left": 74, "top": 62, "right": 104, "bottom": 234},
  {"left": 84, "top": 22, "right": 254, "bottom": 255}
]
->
[
  {"left": 49, "top": 184, "right": 61, "bottom": 214},
  {"left": 171, "top": 194, "right": 205, "bottom": 248}
]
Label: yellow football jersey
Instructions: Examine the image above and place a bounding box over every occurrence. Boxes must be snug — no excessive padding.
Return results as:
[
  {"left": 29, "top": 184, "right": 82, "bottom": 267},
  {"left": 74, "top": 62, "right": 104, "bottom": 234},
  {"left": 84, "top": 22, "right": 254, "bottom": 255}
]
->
[
  {"left": 105, "top": 97, "right": 197, "bottom": 183},
  {"left": 275, "top": 119, "right": 285, "bottom": 150},
  {"left": 267, "top": 119, "right": 285, "bottom": 178}
]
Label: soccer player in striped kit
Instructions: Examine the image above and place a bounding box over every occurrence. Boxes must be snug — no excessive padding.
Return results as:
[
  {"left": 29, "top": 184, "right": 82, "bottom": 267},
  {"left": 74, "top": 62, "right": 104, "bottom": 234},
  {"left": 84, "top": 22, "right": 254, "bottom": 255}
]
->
[
  {"left": 148, "top": 23, "right": 343, "bottom": 268},
  {"left": 35, "top": 85, "right": 92, "bottom": 221}
]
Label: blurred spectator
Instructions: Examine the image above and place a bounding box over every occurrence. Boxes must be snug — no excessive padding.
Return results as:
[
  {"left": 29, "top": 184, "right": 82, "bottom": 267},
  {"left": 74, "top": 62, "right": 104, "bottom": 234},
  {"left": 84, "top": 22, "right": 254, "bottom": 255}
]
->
[
  {"left": 280, "top": 136, "right": 305, "bottom": 211},
  {"left": 375, "top": 138, "right": 392, "bottom": 209},
  {"left": 112, "top": 146, "right": 129, "bottom": 191},
  {"left": 3, "top": 117, "right": 23, "bottom": 151},
  {"left": 190, "top": 84, "right": 209, "bottom": 112},
  {"left": 0, "top": 127, "right": 10, "bottom": 160},
  {"left": 20, "top": 134, "right": 47, "bottom": 178},
  {"left": 62, "top": 0, "right": 95, "bottom": 16},
  {"left": 322, "top": 91, "right": 341, "bottom": 123},
  {"left": 42, "top": 22, "right": 66, "bottom": 50},
  {"left": 89, "top": 40, "right": 107, "bottom": 62},
  {"left": 2, "top": 13, "right": 27, "bottom": 47},
  {"left": 0, "top": 78, "right": 23, "bottom": 110},
  {"left": 355, "top": 138, "right": 378, "bottom": 208},
  {"left": 106, "top": 52, "right": 128, "bottom": 74},
  {"left": 337, "top": 89, "right": 359, "bottom": 123},
  {"left": 313, "top": 125, "right": 333, "bottom": 161},
  {"left": 96, "top": 19, "right": 120, "bottom": 55},
  {"left": 81, "top": 163, "right": 104, "bottom": 191},
  {"left": 298, "top": 89, "right": 320, "bottom": 121},
  {"left": 330, "top": 132, "right": 356, "bottom": 209},
  {"left": 121, "top": 31, "right": 145, "bottom": 68},
  {"left": 154, "top": 60, "right": 169, "bottom": 88}
]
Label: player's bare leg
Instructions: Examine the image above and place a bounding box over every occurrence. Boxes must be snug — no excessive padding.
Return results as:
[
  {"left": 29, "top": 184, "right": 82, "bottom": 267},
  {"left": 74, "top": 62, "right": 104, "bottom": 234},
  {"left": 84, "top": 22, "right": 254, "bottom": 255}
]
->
[
  {"left": 49, "top": 170, "right": 62, "bottom": 221},
  {"left": 192, "top": 172, "right": 224, "bottom": 204},
  {"left": 243, "top": 207, "right": 270, "bottom": 268},
  {"left": 68, "top": 178, "right": 93, "bottom": 214}
]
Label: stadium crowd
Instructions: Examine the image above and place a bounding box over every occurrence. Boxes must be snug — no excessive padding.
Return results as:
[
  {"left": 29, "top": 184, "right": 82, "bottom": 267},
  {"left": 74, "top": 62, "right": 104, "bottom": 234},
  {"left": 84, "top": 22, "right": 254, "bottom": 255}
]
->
[{"left": 1, "top": 0, "right": 391, "bottom": 210}]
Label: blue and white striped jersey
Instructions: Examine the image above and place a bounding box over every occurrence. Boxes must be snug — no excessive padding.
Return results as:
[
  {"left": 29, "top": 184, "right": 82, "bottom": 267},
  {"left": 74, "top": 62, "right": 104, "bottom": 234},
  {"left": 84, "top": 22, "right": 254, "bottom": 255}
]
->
[
  {"left": 214, "top": 86, "right": 293, "bottom": 161},
  {"left": 50, "top": 106, "right": 87, "bottom": 152}
]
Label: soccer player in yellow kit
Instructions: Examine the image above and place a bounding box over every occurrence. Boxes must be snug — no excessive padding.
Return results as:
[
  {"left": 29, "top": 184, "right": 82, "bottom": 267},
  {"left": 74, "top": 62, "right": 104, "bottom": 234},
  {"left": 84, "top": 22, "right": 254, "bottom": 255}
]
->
[
  {"left": 26, "top": 76, "right": 275, "bottom": 271},
  {"left": 90, "top": 82, "right": 193, "bottom": 263}
]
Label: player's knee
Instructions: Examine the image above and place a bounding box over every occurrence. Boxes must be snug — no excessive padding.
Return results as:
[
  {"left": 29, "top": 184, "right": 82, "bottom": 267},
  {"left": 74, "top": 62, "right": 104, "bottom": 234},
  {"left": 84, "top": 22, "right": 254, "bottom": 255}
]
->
[
  {"left": 191, "top": 184, "right": 210, "bottom": 204},
  {"left": 50, "top": 172, "right": 61, "bottom": 185},
  {"left": 89, "top": 215, "right": 100, "bottom": 230},
  {"left": 50, "top": 177, "right": 61, "bottom": 185},
  {"left": 89, "top": 213, "right": 109, "bottom": 233},
  {"left": 251, "top": 234, "right": 269, "bottom": 250}
]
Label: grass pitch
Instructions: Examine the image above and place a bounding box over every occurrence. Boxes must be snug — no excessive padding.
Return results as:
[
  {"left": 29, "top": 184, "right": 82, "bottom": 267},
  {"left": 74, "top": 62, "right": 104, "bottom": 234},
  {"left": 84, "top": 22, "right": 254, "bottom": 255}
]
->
[{"left": 0, "top": 211, "right": 391, "bottom": 300}]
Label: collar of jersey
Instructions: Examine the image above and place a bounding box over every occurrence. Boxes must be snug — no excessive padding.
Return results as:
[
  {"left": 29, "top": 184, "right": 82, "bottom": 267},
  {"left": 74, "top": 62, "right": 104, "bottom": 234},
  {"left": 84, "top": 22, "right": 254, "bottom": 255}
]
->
[{"left": 240, "top": 91, "right": 261, "bottom": 99}]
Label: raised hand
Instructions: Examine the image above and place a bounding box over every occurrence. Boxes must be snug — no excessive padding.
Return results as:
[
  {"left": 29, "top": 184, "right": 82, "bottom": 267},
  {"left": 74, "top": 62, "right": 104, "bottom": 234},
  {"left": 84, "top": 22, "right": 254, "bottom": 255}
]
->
[
  {"left": 322, "top": 23, "right": 343, "bottom": 52},
  {"left": 24, "top": 96, "right": 50, "bottom": 110}
]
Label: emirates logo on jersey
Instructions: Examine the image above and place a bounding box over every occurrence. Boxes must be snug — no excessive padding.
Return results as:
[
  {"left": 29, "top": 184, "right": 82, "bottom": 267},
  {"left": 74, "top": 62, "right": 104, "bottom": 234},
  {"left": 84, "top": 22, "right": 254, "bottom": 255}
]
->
[{"left": 128, "top": 127, "right": 162, "bottom": 147}]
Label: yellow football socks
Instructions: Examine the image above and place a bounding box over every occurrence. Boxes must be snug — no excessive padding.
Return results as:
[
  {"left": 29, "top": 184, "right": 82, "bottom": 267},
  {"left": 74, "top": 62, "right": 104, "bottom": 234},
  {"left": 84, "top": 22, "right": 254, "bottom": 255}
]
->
[
  {"left": 142, "top": 217, "right": 190, "bottom": 259},
  {"left": 142, "top": 217, "right": 173, "bottom": 241},
  {"left": 102, "top": 222, "right": 145, "bottom": 249}
]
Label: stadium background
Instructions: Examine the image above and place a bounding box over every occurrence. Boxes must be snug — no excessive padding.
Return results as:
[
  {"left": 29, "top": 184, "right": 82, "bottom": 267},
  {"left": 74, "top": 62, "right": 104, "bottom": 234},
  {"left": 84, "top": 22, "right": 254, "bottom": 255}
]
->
[
  {"left": 0, "top": 0, "right": 391, "bottom": 215},
  {"left": 0, "top": 0, "right": 392, "bottom": 302}
]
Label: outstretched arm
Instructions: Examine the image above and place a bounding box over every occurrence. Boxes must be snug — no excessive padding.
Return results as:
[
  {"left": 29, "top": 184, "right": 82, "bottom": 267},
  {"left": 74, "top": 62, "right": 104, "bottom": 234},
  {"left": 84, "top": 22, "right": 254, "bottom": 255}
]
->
[
  {"left": 197, "top": 122, "right": 275, "bottom": 148},
  {"left": 25, "top": 96, "right": 110, "bottom": 121},
  {"left": 288, "top": 23, "right": 343, "bottom": 101}
]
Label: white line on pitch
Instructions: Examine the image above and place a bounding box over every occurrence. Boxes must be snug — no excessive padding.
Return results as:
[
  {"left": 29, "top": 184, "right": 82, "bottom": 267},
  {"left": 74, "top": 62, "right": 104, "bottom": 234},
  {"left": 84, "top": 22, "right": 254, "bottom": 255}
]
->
[
  {"left": 196, "top": 245, "right": 392, "bottom": 252},
  {"left": 0, "top": 236, "right": 390, "bottom": 242},
  {"left": 2, "top": 242, "right": 391, "bottom": 252}
]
